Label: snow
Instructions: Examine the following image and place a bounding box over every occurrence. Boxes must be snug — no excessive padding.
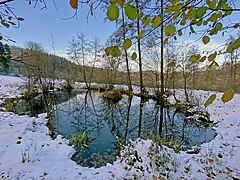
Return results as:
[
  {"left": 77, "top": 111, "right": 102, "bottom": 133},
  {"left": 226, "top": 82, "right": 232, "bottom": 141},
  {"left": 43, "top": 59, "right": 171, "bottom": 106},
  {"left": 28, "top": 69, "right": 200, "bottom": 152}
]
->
[
  {"left": 0, "top": 74, "right": 240, "bottom": 179},
  {"left": 0, "top": 75, "right": 26, "bottom": 98}
]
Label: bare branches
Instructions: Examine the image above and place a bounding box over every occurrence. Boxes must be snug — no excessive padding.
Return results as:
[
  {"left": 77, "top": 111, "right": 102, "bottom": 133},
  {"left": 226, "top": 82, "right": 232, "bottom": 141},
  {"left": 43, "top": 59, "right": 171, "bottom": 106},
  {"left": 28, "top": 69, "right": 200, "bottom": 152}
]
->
[{"left": 0, "top": 0, "right": 14, "bottom": 5}]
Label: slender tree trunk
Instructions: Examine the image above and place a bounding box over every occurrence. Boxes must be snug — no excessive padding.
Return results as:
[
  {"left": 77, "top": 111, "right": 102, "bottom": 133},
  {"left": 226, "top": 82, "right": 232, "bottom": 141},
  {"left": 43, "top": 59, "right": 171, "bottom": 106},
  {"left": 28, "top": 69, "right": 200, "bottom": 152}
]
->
[
  {"left": 159, "top": 0, "right": 164, "bottom": 136},
  {"left": 122, "top": 8, "right": 133, "bottom": 92},
  {"left": 136, "top": 0, "right": 144, "bottom": 94}
]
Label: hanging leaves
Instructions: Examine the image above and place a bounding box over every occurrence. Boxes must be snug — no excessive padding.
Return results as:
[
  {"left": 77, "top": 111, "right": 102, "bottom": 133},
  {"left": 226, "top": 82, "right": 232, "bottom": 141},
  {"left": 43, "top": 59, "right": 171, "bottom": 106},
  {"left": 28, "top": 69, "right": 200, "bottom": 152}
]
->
[
  {"left": 163, "top": 38, "right": 168, "bottom": 45},
  {"left": 165, "top": 24, "right": 176, "bottom": 36},
  {"left": 17, "top": 17, "right": 25, "bottom": 21},
  {"left": 136, "top": 30, "right": 144, "bottom": 40},
  {"left": 152, "top": 15, "right": 162, "bottom": 28},
  {"left": 122, "top": 38, "right": 132, "bottom": 50},
  {"left": 208, "top": 51, "right": 217, "bottom": 61},
  {"left": 178, "top": 30, "right": 183, "bottom": 36},
  {"left": 142, "top": 16, "right": 151, "bottom": 27},
  {"left": 221, "top": 88, "right": 235, "bottom": 103},
  {"left": 204, "top": 94, "right": 216, "bottom": 107},
  {"left": 125, "top": 3, "right": 137, "bottom": 20},
  {"left": 186, "top": 6, "right": 193, "bottom": 18},
  {"left": 199, "top": 56, "right": 207, "bottom": 62},
  {"left": 131, "top": 52, "right": 137, "bottom": 60},
  {"left": 195, "top": 6, "right": 207, "bottom": 19},
  {"left": 70, "top": 0, "right": 78, "bottom": 9},
  {"left": 202, "top": 36, "right": 210, "bottom": 44},
  {"left": 105, "top": 46, "right": 121, "bottom": 57},
  {"left": 107, "top": 4, "right": 119, "bottom": 21},
  {"left": 226, "top": 39, "right": 240, "bottom": 53},
  {"left": 189, "top": 54, "right": 201, "bottom": 63},
  {"left": 168, "top": 60, "right": 176, "bottom": 68}
]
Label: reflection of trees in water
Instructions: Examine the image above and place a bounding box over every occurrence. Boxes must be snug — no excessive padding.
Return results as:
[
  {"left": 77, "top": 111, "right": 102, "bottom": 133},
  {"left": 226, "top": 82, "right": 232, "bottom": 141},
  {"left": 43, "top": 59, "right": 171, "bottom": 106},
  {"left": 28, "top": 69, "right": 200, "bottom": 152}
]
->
[
  {"left": 124, "top": 96, "right": 132, "bottom": 144},
  {"left": 52, "top": 90, "right": 104, "bottom": 137},
  {"left": 100, "top": 98, "right": 126, "bottom": 141},
  {"left": 50, "top": 90, "right": 215, "bottom": 167},
  {"left": 52, "top": 90, "right": 215, "bottom": 149},
  {"left": 138, "top": 97, "right": 145, "bottom": 138}
]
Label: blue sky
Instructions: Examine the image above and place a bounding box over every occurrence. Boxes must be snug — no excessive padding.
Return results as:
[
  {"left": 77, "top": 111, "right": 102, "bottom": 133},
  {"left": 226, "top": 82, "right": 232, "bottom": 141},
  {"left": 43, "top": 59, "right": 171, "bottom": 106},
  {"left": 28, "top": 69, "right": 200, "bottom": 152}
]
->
[
  {"left": 1, "top": 0, "right": 239, "bottom": 60},
  {"left": 2, "top": 0, "right": 115, "bottom": 55}
]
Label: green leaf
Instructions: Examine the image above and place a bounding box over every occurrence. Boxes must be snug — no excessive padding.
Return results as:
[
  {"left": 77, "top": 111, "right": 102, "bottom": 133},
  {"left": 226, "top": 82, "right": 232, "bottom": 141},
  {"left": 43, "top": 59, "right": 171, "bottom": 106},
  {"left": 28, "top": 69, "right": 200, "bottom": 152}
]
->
[
  {"left": 131, "top": 52, "right": 137, "bottom": 60},
  {"left": 204, "top": 94, "right": 216, "bottom": 107},
  {"left": 208, "top": 51, "right": 217, "bottom": 61},
  {"left": 105, "top": 46, "right": 121, "bottom": 57},
  {"left": 215, "top": 22, "right": 223, "bottom": 31},
  {"left": 165, "top": 24, "right": 176, "bottom": 36},
  {"left": 217, "top": 0, "right": 227, "bottom": 8},
  {"left": 105, "top": 47, "right": 112, "bottom": 56},
  {"left": 107, "top": 4, "right": 119, "bottom": 21},
  {"left": 206, "top": 0, "right": 216, "bottom": 8},
  {"left": 178, "top": 30, "right": 183, "bottom": 36},
  {"left": 195, "top": 6, "right": 207, "bottom": 19},
  {"left": 136, "top": 30, "right": 144, "bottom": 40},
  {"left": 166, "top": 6, "right": 175, "bottom": 13},
  {"left": 226, "top": 39, "right": 240, "bottom": 53},
  {"left": 221, "top": 88, "right": 235, "bottom": 103},
  {"left": 189, "top": 54, "right": 201, "bottom": 63},
  {"left": 137, "top": 12, "right": 144, "bottom": 18},
  {"left": 125, "top": 3, "right": 137, "bottom": 20},
  {"left": 142, "top": 16, "right": 151, "bottom": 27},
  {"left": 202, "top": 36, "right": 210, "bottom": 44},
  {"left": 122, "top": 38, "right": 132, "bottom": 50},
  {"left": 199, "top": 56, "right": 206, "bottom": 62},
  {"left": 112, "top": 46, "right": 121, "bottom": 57},
  {"left": 152, "top": 15, "right": 162, "bottom": 28},
  {"left": 17, "top": 17, "right": 25, "bottom": 21},
  {"left": 208, "top": 13, "right": 218, "bottom": 22},
  {"left": 203, "top": 20, "right": 208, "bottom": 26}
]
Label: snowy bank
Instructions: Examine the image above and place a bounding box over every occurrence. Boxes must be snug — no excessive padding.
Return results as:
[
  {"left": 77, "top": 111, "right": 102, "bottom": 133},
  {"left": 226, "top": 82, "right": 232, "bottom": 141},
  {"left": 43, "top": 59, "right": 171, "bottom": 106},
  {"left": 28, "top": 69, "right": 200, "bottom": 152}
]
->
[{"left": 0, "top": 75, "right": 239, "bottom": 179}]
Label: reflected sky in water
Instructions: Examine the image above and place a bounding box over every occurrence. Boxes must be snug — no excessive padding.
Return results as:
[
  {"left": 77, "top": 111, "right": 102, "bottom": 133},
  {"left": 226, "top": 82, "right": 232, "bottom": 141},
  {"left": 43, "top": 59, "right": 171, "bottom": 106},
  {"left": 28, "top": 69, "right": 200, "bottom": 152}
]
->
[{"left": 51, "top": 90, "right": 216, "bottom": 167}]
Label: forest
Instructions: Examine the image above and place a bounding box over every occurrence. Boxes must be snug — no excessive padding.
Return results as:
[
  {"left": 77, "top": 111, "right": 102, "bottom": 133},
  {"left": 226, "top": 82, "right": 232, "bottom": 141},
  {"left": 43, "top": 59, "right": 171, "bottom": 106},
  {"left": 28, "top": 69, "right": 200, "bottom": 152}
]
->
[{"left": 0, "top": 0, "right": 239, "bottom": 179}]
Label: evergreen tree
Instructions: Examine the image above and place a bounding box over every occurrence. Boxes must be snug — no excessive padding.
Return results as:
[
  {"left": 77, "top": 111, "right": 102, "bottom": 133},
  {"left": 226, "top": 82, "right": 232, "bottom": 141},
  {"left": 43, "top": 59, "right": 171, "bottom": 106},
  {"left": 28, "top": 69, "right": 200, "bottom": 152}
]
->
[{"left": 0, "top": 43, "right": 11, "bottom": 74}]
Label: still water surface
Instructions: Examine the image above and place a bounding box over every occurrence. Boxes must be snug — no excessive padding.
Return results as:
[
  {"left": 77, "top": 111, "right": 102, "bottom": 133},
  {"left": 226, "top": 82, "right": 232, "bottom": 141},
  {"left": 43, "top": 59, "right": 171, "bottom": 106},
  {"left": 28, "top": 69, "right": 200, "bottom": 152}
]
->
[{"left": 51, "top": 90, "right": 216, "bottom": 167}]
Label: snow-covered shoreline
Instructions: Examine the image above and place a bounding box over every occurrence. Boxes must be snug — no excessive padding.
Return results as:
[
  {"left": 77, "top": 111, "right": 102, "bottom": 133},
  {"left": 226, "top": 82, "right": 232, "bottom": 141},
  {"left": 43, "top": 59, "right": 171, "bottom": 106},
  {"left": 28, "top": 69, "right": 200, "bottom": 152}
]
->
[{"left": 0, "top": 75, "right": 239, "bottom": 179}]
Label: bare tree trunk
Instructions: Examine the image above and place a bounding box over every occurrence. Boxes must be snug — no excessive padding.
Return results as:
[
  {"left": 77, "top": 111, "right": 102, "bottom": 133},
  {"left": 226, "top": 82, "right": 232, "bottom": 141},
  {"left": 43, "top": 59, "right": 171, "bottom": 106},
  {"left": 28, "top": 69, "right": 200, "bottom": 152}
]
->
[
  {"left": 136, "top": 0, "right": 144, "bottom": 94},
  {"left": 159, "top": 0, "right": 164, "bottom": 136},
  {"left": 122, "top": 8, "right": 133, "bottom": 92}
]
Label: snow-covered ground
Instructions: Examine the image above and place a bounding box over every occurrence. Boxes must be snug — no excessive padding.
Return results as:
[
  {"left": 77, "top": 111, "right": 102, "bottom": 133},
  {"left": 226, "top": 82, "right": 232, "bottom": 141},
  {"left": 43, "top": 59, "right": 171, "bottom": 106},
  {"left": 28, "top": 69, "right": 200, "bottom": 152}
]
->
[{"left": 0, "top": 75, "right": 239, "bottom": 179}]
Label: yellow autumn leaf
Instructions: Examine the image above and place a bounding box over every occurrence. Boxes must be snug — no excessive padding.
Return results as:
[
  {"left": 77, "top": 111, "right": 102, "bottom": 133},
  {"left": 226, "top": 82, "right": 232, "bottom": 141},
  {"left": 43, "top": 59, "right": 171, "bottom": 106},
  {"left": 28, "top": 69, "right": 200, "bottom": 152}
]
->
[
  {"left": 70, "top": 0, "right": 78, "bottom": 9},
  {"left": 163, "top": 38, "right": 168, "bottom": 45},
  {"left": 208, "top": 51, "right": 217, "bottom": 61},
  {"left": 221, "top": 88, "right": 235, "bottom": 103}
]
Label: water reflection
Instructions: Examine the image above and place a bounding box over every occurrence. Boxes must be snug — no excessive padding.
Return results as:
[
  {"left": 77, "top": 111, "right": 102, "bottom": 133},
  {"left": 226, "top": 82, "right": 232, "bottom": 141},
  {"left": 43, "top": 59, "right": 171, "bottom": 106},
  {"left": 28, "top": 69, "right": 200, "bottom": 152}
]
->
[{"left": 51, "top": 90, "right": 216, "bottom": 168}]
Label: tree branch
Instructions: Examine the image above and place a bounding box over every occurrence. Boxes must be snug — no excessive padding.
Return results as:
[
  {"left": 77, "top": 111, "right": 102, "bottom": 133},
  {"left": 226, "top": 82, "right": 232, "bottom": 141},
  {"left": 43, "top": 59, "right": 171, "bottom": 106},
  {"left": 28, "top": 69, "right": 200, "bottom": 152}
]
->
[{"left": 0, "top": 0, "right": 14, "bottom": 5}]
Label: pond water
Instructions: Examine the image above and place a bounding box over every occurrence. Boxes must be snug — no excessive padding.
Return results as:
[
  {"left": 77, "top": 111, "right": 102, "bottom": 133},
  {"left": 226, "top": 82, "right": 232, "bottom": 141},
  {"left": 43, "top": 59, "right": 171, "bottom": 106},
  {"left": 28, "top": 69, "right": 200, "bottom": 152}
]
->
[{"left": 50, "top": 90, "right": 216, "bottom": 168}]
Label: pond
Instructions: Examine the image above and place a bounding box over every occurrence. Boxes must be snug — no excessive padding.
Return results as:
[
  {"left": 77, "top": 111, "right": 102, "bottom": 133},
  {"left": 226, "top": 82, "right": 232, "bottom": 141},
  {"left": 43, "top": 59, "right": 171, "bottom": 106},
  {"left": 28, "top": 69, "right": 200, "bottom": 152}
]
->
[{"left": 49, "top": 90, "right": 216, "bottom": 168}]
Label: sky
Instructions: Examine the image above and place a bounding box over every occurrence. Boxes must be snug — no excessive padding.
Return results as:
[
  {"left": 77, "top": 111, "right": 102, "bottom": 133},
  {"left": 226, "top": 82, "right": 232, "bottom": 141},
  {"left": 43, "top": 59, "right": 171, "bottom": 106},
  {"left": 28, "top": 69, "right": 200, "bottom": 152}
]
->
[
  {"left": 1, "top": 0, "right": 239, "bottom": 62},
  {"left": 1, "top": 0, "right": 116, "bottom": 56}
]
